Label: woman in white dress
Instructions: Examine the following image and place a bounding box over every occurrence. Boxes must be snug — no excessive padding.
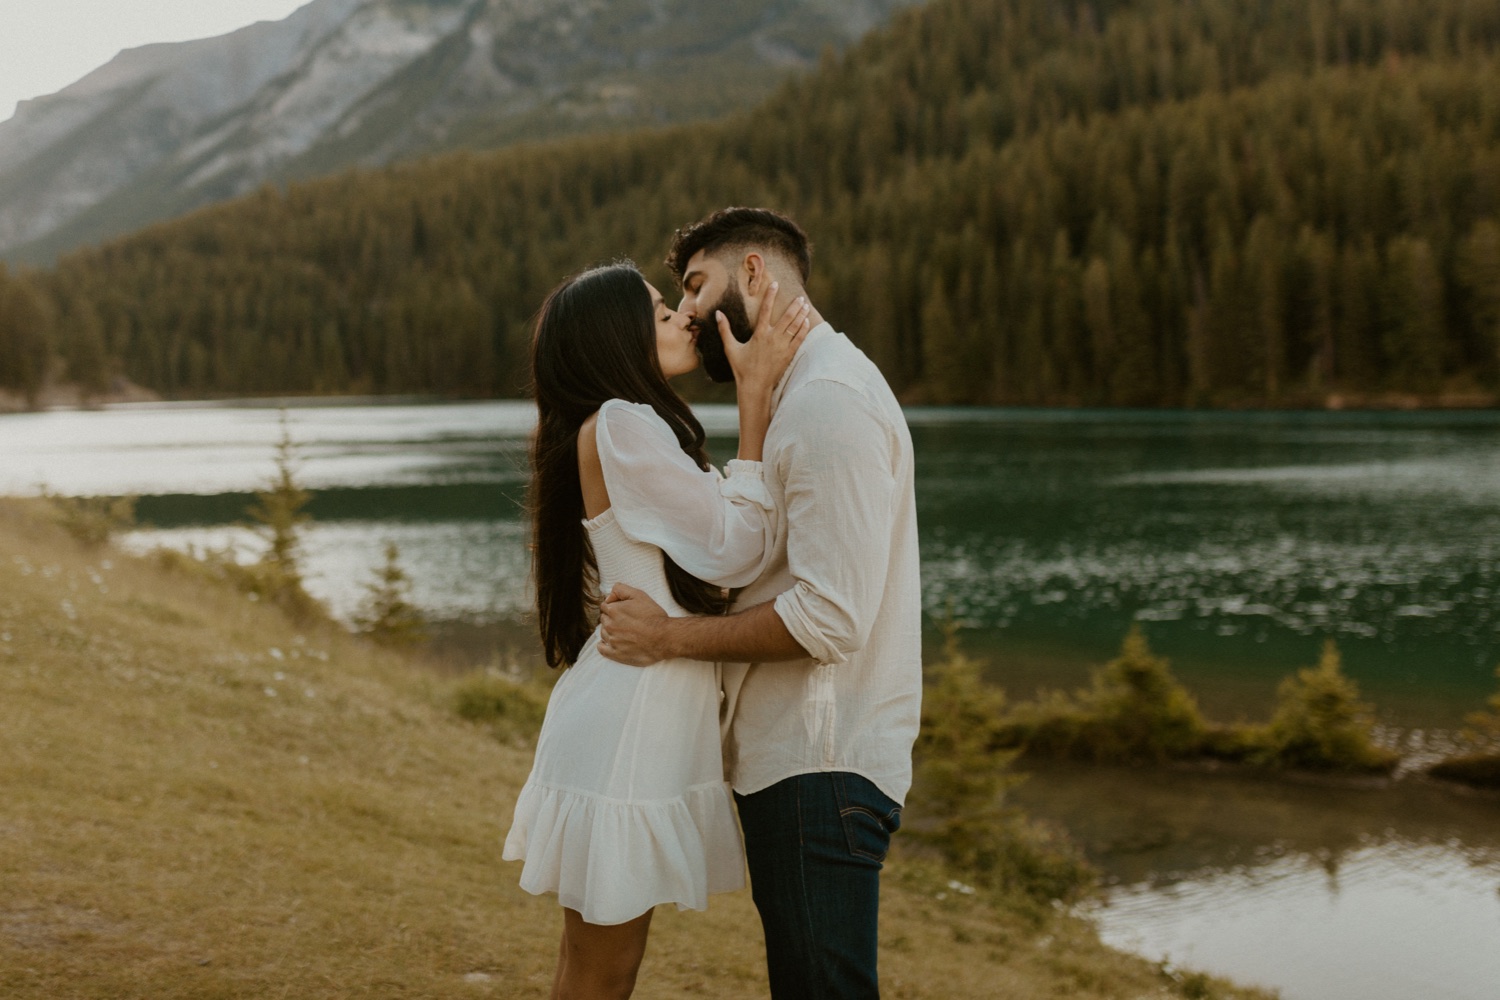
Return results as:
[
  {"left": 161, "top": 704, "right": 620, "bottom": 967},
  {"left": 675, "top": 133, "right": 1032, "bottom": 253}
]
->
[{"left": 503, "top": 261, "right": 811, "bottom": 998}]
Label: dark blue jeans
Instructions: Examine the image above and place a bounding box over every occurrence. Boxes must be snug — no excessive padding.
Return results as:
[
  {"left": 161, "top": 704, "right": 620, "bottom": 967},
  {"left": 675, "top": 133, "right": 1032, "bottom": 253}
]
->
[{"left": 735, "top": 772, "right": 902, "bottom": 999}]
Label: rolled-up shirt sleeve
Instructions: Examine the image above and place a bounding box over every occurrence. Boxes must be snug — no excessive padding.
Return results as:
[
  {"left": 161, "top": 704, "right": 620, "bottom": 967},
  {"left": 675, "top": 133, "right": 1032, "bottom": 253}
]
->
[
  {"left": 771, "top": 381, "right": 897, "bottom": 666},
  {"left": 595, "top": 399, "right": 778, "bottom": 588}
]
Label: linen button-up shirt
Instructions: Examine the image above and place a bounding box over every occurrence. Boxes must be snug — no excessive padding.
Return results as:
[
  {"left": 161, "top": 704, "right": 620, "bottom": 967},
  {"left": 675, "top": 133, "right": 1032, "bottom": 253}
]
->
[{"left": 721, "top": 322, "right": 923, "bottom": 806}]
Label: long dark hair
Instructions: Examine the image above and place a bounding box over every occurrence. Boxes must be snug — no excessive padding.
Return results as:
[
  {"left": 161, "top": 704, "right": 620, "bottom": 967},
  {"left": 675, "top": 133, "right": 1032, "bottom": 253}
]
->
[{"left": 529, "top": 262, "right": 731, "bottom": 668}]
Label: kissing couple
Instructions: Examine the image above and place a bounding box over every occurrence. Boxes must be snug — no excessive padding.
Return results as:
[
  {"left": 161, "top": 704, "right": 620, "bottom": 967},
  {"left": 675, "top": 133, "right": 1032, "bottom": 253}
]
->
[{"left": 503, "top": 207, "right": 922, "bottom": 999}]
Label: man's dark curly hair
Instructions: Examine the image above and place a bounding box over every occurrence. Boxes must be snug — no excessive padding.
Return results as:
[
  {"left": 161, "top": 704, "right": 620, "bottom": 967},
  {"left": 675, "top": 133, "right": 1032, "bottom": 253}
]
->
[{"left": 665, "top": 207, "right": 812, "bottom": 285}]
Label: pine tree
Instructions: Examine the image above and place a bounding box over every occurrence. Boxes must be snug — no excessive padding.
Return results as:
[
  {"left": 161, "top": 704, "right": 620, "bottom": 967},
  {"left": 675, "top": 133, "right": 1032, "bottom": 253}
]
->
[
  {"left": 1080, "top": 255, "right": 1114, "bottom": 397},
  {"left": 1335, "top": 237, "right": 1381, "bottom": 387},
  {"left": 1380, "top": 235, "right": 1445, "bottom": 392},
  {"left": 27, "top": 0, "right": 1500, "bottom": 407},
  {"left": 353, "top": 542, "right": 427, "bottom": 647},
  {"left": 1080, "top": 624, "right": 1208, "bottom": 762},
  {"left": 1426, "top": 664, "right": 1500, "bottom": 788},
  {"left": 1257, "top": 638, "right": 1398, "bottom": 773},
  {"left": 1293, "top": 225, "right": 1336, "bottom": 389},
  {"left": 0, "top": 268, "right": 54, "bottom": 408},
  {"left": 245, "top": 409, "right": 317, "bottom": 617},
  {"left": 1457, "top": 666, "right": 1500, "bottom": 749},
  {"left": 919, "top": 275, "right": 964, "bottom": 404},
  {"left": 1246, "top": 214, "right": 1287, "bottom": 400},
  {"left": 1457, "top": 219, "right": 1500, "bottom": 382},
  {"left": 909, "top": 623, "right": 1094, "bottom": 902},
  {"left": 62, "top": 300, "right": 111, "bottom": 403}
]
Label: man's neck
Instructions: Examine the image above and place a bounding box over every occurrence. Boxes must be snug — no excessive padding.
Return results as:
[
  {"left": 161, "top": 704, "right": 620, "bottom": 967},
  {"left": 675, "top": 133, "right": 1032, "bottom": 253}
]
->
[{"left": 768, "top": 286, "right": 824, "bottom": 330}]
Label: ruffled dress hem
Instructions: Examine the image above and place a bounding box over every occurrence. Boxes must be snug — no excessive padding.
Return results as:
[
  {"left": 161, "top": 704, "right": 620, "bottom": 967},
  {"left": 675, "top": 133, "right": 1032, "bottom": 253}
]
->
[{"left": 502, "top": 777, "right": 745, "bottom": 926}]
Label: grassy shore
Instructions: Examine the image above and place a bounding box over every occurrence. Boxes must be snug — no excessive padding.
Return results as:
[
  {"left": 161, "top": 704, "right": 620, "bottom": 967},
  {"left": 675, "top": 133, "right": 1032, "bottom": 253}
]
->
[{"left": 0, "top": 498, "right": 1270, "bottom": 999}]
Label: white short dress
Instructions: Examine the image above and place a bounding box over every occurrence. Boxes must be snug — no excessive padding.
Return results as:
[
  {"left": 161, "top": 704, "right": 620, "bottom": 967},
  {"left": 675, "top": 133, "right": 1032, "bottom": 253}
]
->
[{"left": 502, "top": 399, "right": 779, "bottom": 925}]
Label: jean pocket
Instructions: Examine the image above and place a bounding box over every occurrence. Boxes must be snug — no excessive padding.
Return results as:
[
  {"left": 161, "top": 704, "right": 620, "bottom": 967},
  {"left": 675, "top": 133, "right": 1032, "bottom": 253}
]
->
[{"left": 834, "top": 775, "right": 902, "bottom": 863}]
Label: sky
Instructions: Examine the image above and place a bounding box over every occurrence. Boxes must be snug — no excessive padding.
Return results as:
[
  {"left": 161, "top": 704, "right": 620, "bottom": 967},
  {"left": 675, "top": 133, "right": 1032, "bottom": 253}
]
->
[{"left": 0, "top": 0, "right": 312, "bottom": 122}]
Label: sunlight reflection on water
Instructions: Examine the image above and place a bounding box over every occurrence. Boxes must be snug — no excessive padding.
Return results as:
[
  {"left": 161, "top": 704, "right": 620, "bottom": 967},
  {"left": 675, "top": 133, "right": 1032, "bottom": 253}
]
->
[
  {"left": 1091, "top": 842, "right": 1500, "bottom": 1000},
  {"left": 921, "top": 533, "right": 1500, "bottom": 643},
  {"left": 119, "top": 519, "right": 533, "bottom": 623},
  {"left": 8, "top": 400, "right": 1499, "bottom": 706},
  {"left": 0, "top": 401, "right": 536, "bottom": 496},
  {"left": 1111, "top": 453, "right": 1500, "bottom": 501}
]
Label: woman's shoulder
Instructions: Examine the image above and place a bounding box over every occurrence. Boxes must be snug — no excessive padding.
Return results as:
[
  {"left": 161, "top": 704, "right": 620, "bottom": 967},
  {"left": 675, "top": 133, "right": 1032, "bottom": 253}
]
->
[
  {"left": 581, "top": 399, "right": 646, "bottom": 440},
  {"left": 578, "top": 409, "right": 601, "bottom": 455},
  {"left": 583, "top": 400, "right": 674, "bottom": 469},
  {"left": 596, "top": 398, "right": 657, "bottom": 421},
  {"left": 594, "top": 399, "right": 674, "bottom": 444}
]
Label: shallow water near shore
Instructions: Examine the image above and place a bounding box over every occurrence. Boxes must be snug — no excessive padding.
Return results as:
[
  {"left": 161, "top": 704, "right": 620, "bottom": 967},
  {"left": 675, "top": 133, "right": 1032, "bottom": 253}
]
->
[
  {"left": 1012, "top": 762, "right": 1500, "bottom": 1000},
  {"left": 4, "top": 399, "right": 1499, "bottom": 997}
]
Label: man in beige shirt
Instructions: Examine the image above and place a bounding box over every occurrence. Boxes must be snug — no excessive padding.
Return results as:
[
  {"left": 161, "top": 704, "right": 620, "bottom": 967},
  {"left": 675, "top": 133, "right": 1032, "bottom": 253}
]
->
[{"left": 600, "top": 208, "right": 922, "bottom": 999}]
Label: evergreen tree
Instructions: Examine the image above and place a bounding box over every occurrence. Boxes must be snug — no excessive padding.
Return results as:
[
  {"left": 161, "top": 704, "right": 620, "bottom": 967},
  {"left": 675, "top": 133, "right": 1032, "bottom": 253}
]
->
[
  {"left": 910, "top": 624, "right": 1093, "bottom": 902},
  {"left": 353, "top": 542, "right": 427, "bottom": 647},
  {"left": 1457, "top": 219, "right": 1500, "bottom": 379},
  {"left": 0, "top": 268, "right": 53, "bottom": 408},
  {"left": 919, "top": 275, "right": 964, "bottom": 404},
  {"left": 1245, "top": 214, "right": 1287, "bottom": 400},
  {"left": 1380, "top": 235, "right": 1446, "bottom": 392},
  {"left": 245, "top": 410, "right": 317, "bottom": 618},
  {"left": 61, "top": 300, "right": 111, "bottom": 403},
  {"left": 1426, "top": 664, "right": 1500, "bottom": 789},
  {"left": 1078, "top": 624, "right": 1208, "bottom": 763},
  {"left": 1460, "top": 666, "right": 1500, "bottom": 749},
  {"left": 25, "top": 0, "right": 1500, "bottom": 407},
  {"left": 1256, "top": 638, "right": 1398, "bottom": 773}
]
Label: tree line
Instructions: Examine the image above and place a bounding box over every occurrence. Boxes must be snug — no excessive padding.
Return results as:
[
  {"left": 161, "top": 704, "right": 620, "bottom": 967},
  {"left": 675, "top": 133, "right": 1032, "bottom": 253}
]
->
[{"left": 7, "top": 0, "right": 1500, "bottom": 407}]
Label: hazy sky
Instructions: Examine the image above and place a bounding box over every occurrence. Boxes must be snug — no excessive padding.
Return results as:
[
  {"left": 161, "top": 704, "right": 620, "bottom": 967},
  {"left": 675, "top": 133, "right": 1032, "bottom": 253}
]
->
[{"left": 0, "top": 0, "right": 311, "bottom": 121}]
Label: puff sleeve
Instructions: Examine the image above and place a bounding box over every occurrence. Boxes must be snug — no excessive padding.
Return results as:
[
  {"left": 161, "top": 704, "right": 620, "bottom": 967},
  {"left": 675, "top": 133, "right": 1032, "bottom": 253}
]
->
[{"left": 594, "top": 399, "right": 778, "bottom": 588}]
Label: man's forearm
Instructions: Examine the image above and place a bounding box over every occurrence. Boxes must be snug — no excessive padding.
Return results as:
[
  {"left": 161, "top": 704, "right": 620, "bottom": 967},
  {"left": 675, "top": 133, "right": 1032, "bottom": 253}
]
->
[{"left": 663, "top": 600, "right": 810, "bottom": 663}]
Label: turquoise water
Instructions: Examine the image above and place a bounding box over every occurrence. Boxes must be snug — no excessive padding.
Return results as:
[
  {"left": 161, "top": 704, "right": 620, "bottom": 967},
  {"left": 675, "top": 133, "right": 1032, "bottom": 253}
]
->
[
  {"left": 4, "top": 400, "right": 1499, "bottom": 1000},
  {"left": 905, "top": 409, "right": 1500, "bottom": 727},
  {"left": 7, "top": 401, "right": 1494, "bottom": 724}
]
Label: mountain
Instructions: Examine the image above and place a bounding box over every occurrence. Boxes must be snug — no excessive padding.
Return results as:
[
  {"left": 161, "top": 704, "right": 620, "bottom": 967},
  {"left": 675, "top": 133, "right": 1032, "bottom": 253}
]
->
[
  {"left": 0, "top": 0, "right": 917, "bottom": 264},
  {"left": 15, "top": 0, "right": 1500, "bottom": 411}
]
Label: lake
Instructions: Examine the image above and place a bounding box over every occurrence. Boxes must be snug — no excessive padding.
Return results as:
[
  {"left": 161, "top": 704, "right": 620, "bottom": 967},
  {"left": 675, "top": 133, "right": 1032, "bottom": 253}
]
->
[{"left": 3, "top": 399, "right": 1498, "bottom": 998}]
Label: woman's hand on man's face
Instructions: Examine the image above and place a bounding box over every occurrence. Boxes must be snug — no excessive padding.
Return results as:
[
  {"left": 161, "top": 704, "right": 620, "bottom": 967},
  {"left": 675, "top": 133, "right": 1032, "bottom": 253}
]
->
[{"left": 721, "top": 281, "right": 812, "bottom": 393}]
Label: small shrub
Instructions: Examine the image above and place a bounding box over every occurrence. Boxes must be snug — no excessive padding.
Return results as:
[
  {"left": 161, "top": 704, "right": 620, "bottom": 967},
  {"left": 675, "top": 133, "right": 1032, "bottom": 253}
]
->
[
  {"left": 243, "top": 410, "right": 321, "bottom": 620},
  {"left": 222, "top": 557, "right": 327, "bottom": 622},
  {"left": 999, "top": 626, "right": 1212, "bottom": 764},
  {"left": 1077, "top": 625, "right": 1209, "bottom": 762},
  {"left": 1459, "top": 665, "right": 1500, "bottom": 748},
  {"left": 151, "top": 542, "right": 328, "bottom": 622},
  {"left": 909, "top": 626, "right": 1095, "bottom": 903},
  {"left": 1198, "top": 722, "right": 1262, "bottom": 763},
  {"left": 1252, "top": 638, "right": 1398, "bottom": 774},
  {"left": 46, "top": 492, "right": 136, "bottom": 548},
  {"left": 353, "top": 542, "right": 426, "bottom": 647},
  {"left": 1426, "top": 665, "right": 1500, "bottom": 789},
  {"left": 452, "top": 669, "right": 548, "bottom": 742}
]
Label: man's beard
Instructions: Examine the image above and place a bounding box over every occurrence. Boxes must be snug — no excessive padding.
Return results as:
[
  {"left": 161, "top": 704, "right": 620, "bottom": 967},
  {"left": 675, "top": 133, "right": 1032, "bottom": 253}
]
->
[{"left": 692, "top": 283, "right": 754, "bottom": 384}]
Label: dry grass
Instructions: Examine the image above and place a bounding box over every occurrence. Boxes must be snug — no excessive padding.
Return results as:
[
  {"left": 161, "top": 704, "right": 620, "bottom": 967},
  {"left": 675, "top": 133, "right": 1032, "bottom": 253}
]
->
[{"left": 0, "top": 499, "right": 1270, "bottom": 999}]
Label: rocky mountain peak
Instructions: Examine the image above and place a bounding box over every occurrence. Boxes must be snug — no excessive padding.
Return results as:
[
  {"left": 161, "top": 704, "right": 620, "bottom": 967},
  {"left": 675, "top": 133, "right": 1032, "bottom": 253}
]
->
[{"left": 0, "top": 0, "right": 918, "bottom": 264}]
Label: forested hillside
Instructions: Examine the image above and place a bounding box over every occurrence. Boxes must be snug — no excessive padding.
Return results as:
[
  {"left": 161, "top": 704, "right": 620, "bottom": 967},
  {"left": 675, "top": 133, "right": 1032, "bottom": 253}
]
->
[
  {"left": 8, "top": 0, "right": 1500, "bottom": 407},
  {"left": 0, "top": 0, "right": 915, "bottom": 265}
]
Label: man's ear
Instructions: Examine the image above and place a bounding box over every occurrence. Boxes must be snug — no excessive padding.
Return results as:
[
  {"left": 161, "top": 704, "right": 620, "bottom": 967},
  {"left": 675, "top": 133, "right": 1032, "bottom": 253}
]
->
[{"left": 741, "top": 252, "right": 768, "bottom": 295}]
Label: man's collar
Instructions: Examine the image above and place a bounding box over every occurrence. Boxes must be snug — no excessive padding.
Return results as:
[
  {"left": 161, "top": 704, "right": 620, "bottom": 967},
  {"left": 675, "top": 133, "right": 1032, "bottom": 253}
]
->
[{"left": 772, "top": 321, "right": 834, "bottom": 410}]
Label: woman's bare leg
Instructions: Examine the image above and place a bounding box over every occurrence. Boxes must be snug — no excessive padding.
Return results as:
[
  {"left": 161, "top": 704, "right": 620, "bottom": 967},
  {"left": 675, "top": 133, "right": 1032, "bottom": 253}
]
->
[
  {"left": 550, "top": 926, "right": 569, "bottom": 1000},
  {"left": 553, "top": 906, "right": 654, "bottom": 1000}
]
